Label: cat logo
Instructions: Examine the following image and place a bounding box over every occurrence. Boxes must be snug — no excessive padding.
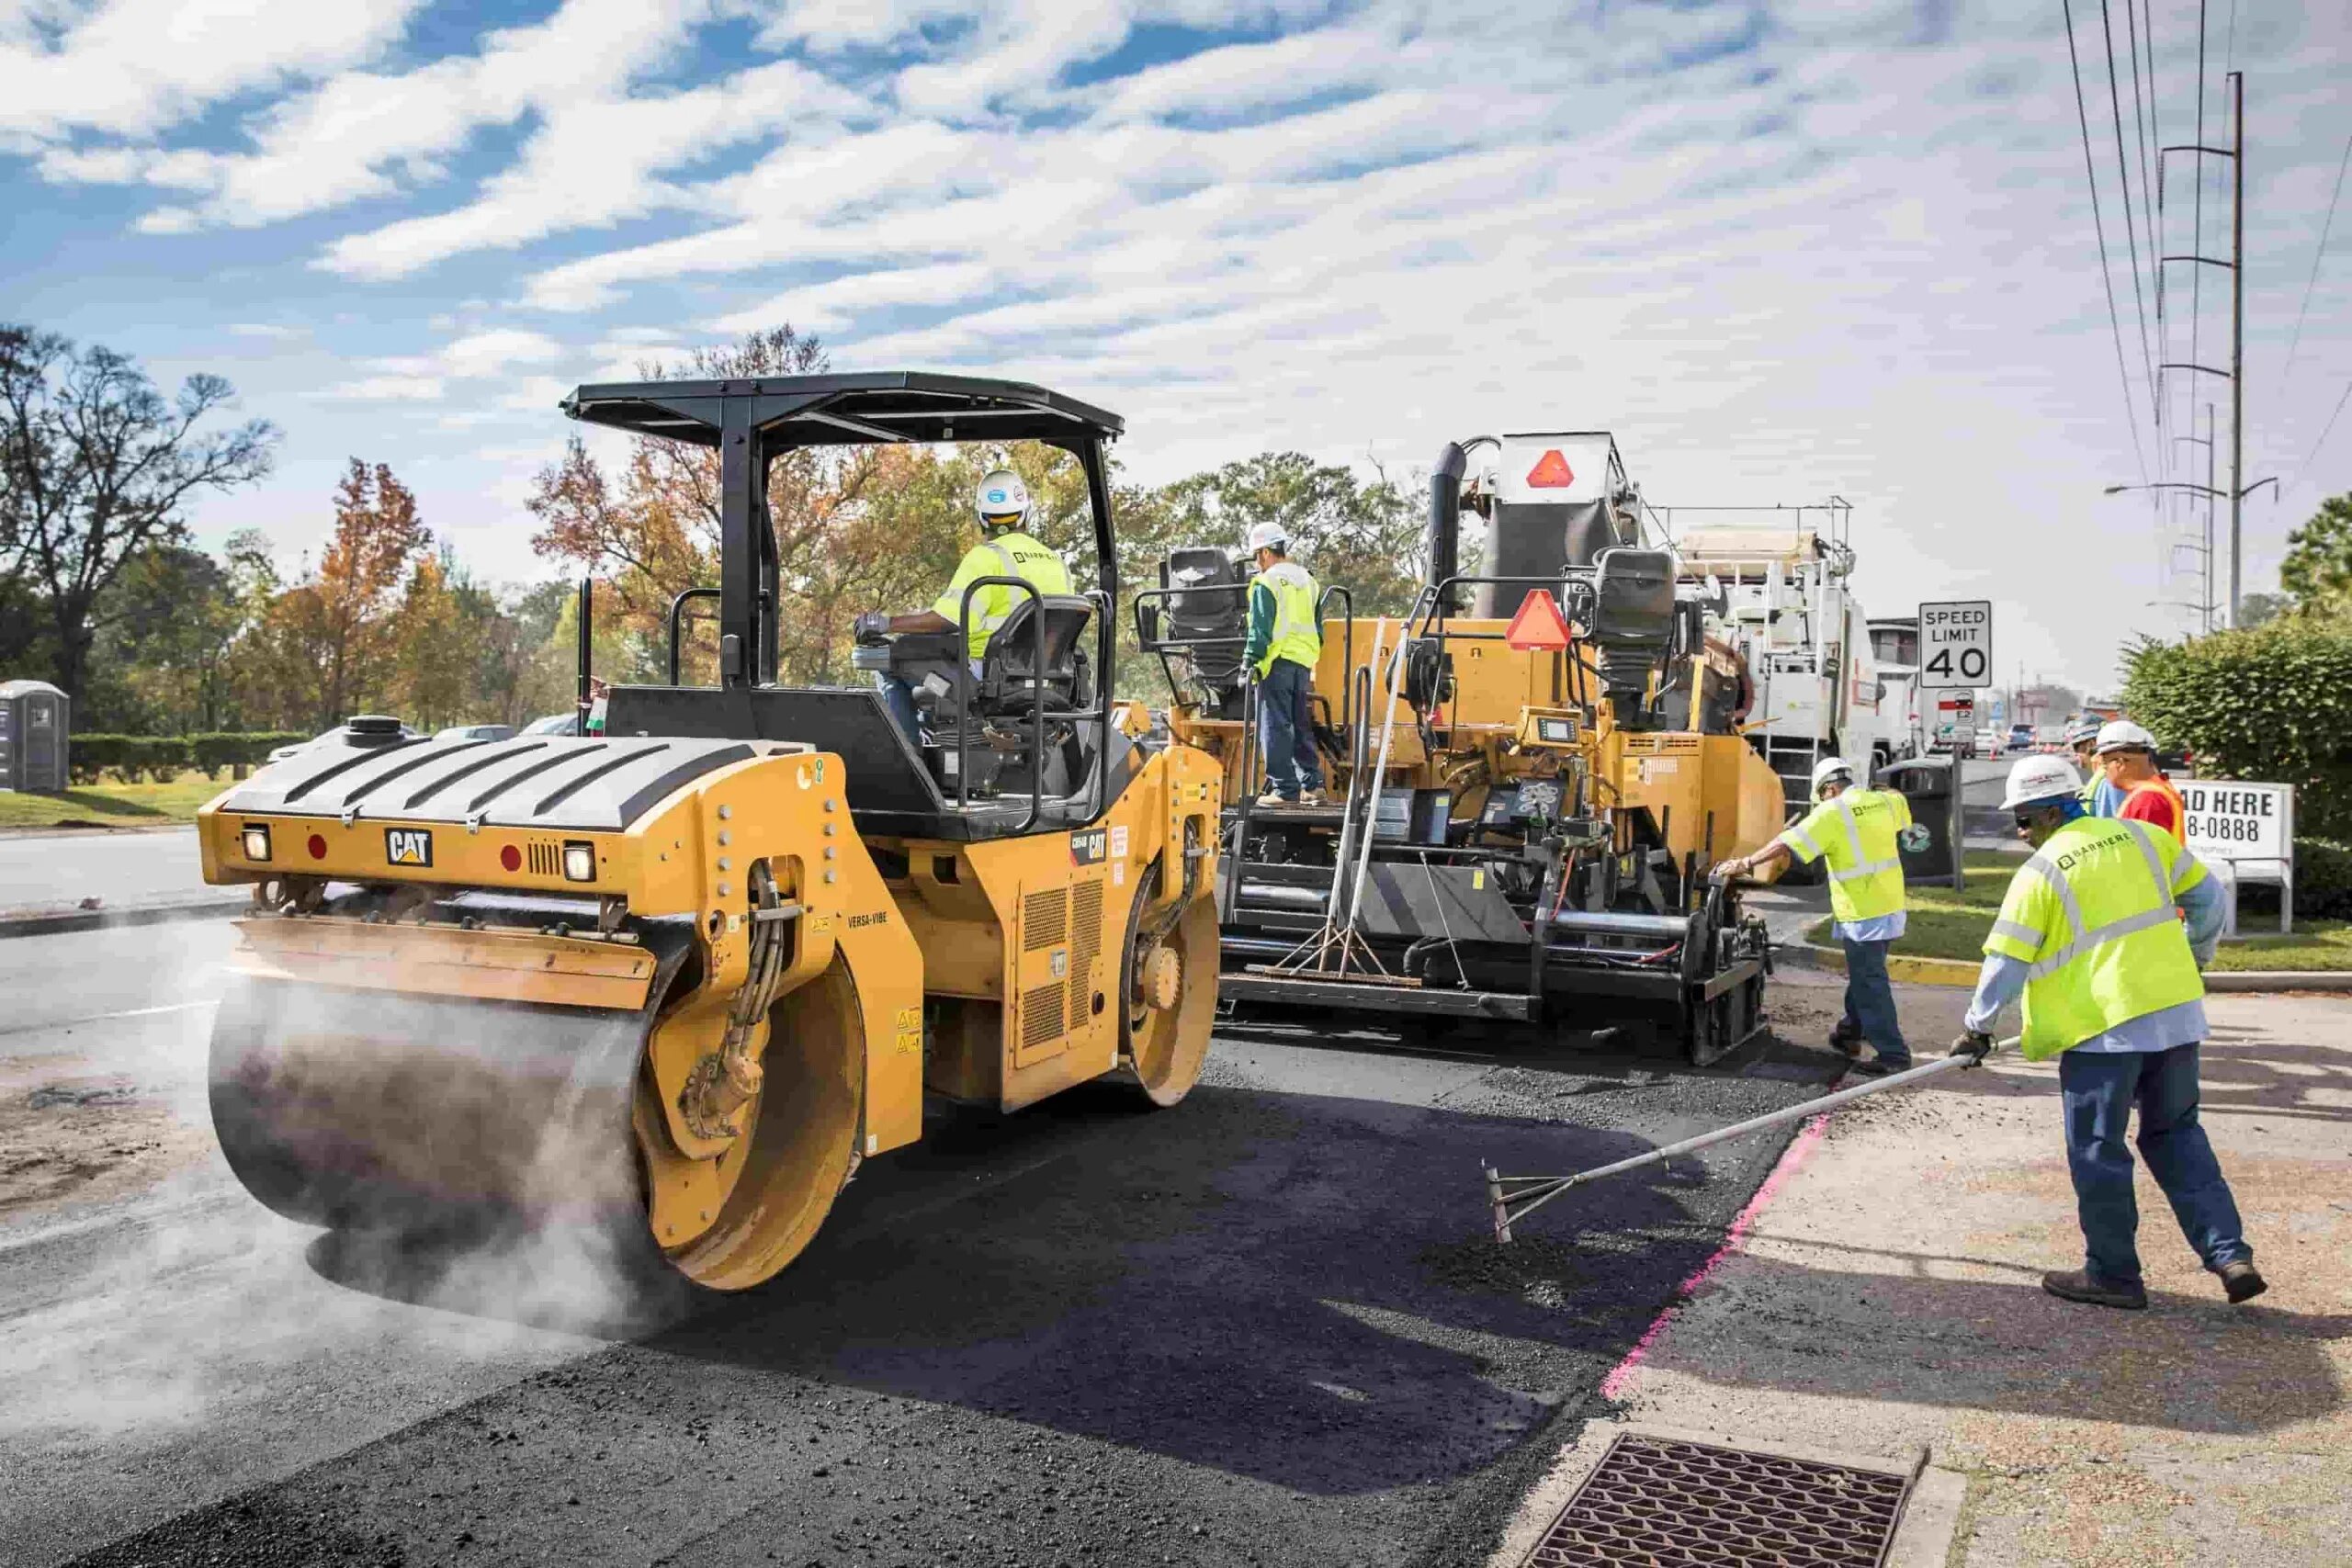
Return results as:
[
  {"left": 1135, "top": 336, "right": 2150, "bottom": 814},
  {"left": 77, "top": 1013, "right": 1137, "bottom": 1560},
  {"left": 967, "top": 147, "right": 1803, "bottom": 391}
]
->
[{"left": 385, "top": 828, "right": 434, "bottom": 868}]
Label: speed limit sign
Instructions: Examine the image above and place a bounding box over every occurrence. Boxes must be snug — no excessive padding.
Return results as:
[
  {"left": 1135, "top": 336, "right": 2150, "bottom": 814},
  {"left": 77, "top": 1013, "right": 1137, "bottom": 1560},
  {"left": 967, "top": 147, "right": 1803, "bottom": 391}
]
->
[{"left": 1918, "top": 601, "right": 1993, "bottom": 690}]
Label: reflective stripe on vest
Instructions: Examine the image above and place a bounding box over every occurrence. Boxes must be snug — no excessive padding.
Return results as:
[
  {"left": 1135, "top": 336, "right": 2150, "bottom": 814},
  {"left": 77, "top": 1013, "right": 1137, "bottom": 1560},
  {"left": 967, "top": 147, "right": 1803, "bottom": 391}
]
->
[
  {"left": 1804, "top": 787, "right": 1905, "bottom": 924},
  {"left": 1252, "top": 560, "right": 1321, "bottom": 675},
  {"left": 2001, "top": 817, "right": 2205, "bottom": 1060}
]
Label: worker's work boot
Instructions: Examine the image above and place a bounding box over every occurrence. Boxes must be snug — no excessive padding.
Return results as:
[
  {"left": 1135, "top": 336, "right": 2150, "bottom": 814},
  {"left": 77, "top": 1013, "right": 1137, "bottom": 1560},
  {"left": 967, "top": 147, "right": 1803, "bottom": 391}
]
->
[
  {"left": 1297, "top": 789, "right": 1328, "bottom": 807},
  {"left": 2219, "top": 1260, "right": 2267, "bottom": 1303},
  {"left": 2041, "top": 1269, "right": 2148, "bottom": 1311},
  {"left": 1828, "top": 1019, "right": 1862, "bottom": 1058},
  {"left": 1253, "top": 790, "right": 1295, "bottom": 809}
]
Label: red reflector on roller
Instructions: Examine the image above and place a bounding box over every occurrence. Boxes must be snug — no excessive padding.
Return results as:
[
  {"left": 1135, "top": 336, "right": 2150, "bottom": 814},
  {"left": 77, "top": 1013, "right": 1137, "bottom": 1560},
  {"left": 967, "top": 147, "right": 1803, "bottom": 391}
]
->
[{"left": 501, "top": 844, "right": 522, "bottom": 872}]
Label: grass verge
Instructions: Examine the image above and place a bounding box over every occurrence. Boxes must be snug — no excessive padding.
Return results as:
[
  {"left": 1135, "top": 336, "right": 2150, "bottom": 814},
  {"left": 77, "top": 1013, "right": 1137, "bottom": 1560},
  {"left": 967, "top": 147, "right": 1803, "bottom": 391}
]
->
[
  {"left": 0, "top": 775, "right": 225, "bottom": 829},
  {"left": 1804, "top": 849, "right": 2352, "bottom": 972}
]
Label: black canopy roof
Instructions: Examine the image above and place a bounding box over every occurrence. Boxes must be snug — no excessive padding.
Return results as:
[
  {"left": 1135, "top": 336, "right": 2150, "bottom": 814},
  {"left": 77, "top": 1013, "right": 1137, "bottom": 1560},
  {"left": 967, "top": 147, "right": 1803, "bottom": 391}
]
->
[{"left": 562, "top": 371, "right": 1123, "bottom": 448}]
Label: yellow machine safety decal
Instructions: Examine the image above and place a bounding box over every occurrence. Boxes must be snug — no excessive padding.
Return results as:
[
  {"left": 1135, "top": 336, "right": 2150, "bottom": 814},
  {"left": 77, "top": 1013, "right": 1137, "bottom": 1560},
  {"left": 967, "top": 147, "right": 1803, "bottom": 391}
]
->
[
  {"left": 894, "top": 1005, "right": 922, "bottom": 1055},
  {"left": 1472, "top": 870, "right": 1486, "bottom": 890},
  {"left": 1110, "top": 825, "right": 1130, "bottom": 860}
]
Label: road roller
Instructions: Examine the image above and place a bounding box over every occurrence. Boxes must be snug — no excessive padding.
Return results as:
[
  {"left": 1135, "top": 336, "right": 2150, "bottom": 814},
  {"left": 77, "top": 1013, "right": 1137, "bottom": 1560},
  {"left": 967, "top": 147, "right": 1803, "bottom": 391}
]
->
[
  {"left": 1134, "top": 430, "right": 1783, "bottom": 1065},
  {"left": 196, "top": 373, "right": 1224, "bottom": 1292}
]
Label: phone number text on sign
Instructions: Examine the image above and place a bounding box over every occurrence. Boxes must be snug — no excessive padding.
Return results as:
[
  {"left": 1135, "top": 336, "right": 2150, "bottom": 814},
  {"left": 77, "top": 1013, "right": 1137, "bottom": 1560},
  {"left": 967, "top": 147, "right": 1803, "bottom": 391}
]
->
[{"left": 2178, "top": 781, "right": 2291, "bottom": 861}]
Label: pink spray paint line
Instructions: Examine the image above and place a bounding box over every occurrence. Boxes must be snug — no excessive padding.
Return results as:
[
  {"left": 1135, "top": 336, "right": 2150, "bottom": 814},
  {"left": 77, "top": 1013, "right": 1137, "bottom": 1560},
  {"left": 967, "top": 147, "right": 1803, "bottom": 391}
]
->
[{"left": 1598, "top": 1112, "right": 1830, "bottom": 1403}]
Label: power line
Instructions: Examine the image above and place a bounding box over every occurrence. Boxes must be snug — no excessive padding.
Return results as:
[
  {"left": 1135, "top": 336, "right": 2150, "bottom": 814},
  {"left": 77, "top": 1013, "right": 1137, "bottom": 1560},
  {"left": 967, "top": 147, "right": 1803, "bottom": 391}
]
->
[
  {"left": 2064, "top": 0, "right": 2152, "bottom": 487},
  {"left": 2278, "top": 130, "right": 2352, "bottom": 394},
  {"left": 2099, "top": 0, "right": 2161, "bottom": 434},
  {"left": 2188, "top": 0, "right": 2207, "bottom": 435},
  {"left": 2284, "top": 378, "right": 2352, "bottom": 500}
]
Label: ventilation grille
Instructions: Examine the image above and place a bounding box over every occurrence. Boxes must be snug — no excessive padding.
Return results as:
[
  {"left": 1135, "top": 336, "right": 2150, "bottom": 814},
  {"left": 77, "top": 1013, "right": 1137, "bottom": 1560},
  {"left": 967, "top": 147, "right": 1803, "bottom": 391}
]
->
[
  {"left": 527, "top": 840, "right": 560, "bottom": 876},
  {"left": 1020, "top": 982, "right": 1066, "bottom": 1048},
  {"left": 1023, "top": 887, "right": 1069, "bottom": 951},
  {"left": 1070, "top": 880, "right": 1104, "bottom": 984}
]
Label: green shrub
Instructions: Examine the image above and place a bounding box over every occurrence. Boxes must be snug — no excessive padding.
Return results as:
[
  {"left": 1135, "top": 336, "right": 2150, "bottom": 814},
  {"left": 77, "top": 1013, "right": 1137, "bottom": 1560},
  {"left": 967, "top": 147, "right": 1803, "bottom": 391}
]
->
[
  {"left": 67, "top": 732, "right": 306, "bottom": 784},
  {"left": 2121, "top": 621, "right": 2352, "bottom": 839},
  {"left": 70, "top": 733, "right": 132, "bottom": 783},
  {"left": 2292, "top": 838, "right": 2352, "bottom": 920}
]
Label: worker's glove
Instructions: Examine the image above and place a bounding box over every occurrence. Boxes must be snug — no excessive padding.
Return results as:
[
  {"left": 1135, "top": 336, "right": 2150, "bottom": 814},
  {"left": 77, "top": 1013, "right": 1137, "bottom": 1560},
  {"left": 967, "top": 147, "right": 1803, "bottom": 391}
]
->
[
  {"left": 1949, "top": 1030, "right": 1995, "bottom": 1064},
  {"left": 852, "top": 611, "right": 891, "bottom": 645}
]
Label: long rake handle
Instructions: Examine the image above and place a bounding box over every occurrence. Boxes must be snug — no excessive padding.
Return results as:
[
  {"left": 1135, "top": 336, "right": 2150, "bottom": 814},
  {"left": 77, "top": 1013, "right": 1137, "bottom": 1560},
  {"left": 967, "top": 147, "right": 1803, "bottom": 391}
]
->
[{"left": 1484, "top": 1041, "right": 2017, "bottom": 1242}]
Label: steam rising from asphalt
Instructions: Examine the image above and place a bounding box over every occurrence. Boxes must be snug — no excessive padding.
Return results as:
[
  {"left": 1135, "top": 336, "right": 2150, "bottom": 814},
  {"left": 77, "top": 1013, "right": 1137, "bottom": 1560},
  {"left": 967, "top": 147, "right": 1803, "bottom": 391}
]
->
[{"left": 0, "top": 917, "right": 683, "bottom": 1458}]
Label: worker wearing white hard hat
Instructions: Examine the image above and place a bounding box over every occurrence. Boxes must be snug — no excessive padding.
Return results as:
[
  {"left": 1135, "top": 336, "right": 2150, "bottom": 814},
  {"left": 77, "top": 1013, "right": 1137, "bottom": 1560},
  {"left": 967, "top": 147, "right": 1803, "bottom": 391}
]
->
[
  {"left": 1715, "top": 753, "right": 1928, "bottom": 1075},
  {"left": 2092, "top": 718, "right": 2186, "bottom": 842},
  {"left": 2064, "top": 716, "right": 2123, "bottom": 815},
  {"left": 855, "top": 468, "right": 1071, "bottom": 745},
  {"left": 1241, "top": 521, "right": 1326, "bottom": 808},
  {"left": 1953, "top": 755, "right": 2260, "bottom": 1311}
]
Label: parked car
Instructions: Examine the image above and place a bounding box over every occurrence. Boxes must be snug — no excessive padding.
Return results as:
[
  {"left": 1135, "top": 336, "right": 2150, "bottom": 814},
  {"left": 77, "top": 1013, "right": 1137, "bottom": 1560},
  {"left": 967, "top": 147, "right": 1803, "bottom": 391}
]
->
[
  {"left": 266, "top": 719, "right": 419, "bottom": 763},
  {"left": 520, "top": 712, "right": 581, "bottom": 736},
  {"left": 435, "top": 723, "right": 515, "bottom": 742}
]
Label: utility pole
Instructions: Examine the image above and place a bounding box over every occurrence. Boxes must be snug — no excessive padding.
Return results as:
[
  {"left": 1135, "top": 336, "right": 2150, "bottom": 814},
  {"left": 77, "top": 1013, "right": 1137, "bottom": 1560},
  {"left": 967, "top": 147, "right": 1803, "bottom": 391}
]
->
[{"left": 2228, "top": 71, "right": 2245, "bottom": 630}]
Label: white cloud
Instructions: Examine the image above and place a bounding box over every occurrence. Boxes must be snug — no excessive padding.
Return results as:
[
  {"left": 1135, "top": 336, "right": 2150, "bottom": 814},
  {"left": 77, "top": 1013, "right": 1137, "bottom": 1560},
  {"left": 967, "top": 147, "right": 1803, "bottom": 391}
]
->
[
  {"left": 0, "top": 0, "right": 419, "bottom": 147},
  {"left": 28, "top": 0, "right": 2352, "bottom": 694}
]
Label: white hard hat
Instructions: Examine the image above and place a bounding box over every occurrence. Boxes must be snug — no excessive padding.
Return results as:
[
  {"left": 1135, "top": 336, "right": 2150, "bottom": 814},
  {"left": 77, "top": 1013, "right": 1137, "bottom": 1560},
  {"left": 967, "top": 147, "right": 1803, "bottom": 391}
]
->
[
  {"left": 1811, "top": 756, "right": 1856, "bottom": 794},
  {"left": 976, "top": 469, "right": 1031, "bottom": 531},
  {"left": 2000, "top": 754, "right": 2082, "bottom": 811},
  {"left": 1245, "top": 520, "right": 1291, "bottom": 555},
  {"left": 2094, "top": 718, "right": 2156, "bottom": 755}
]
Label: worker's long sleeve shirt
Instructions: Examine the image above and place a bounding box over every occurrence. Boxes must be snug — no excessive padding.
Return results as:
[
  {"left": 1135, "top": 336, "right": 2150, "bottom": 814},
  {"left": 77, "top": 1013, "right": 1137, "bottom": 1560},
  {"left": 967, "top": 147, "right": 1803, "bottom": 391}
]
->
[
  {"left": 1962, "top": 871, "right": 2225, "bottom": 1051},
  {"left": 1241, "top": 579, "right": 1276, "bottom": 672}
]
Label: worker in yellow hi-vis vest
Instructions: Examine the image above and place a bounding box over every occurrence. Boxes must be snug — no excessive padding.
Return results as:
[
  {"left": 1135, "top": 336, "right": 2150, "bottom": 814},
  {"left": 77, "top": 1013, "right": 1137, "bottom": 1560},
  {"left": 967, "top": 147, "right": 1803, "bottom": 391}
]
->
[
  {"left": 1716, "top": 755, "right": 1927, "bottom": 1077},
  {"left": 856, "top": 468, "right": 1070, "bottom": 745},
  {"left": 1241, "top": 520, "right": 1326, "bottom": 808},
  {"left": 1950, "top": 754, "right": 2261, "bottom": 1313}
]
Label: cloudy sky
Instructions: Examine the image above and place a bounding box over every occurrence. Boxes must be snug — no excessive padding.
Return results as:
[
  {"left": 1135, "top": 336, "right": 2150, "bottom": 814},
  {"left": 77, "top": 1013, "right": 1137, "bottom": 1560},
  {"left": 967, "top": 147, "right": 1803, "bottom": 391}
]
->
[{"left": 6, "top": 0, "right": 2349, "bottom": 694}]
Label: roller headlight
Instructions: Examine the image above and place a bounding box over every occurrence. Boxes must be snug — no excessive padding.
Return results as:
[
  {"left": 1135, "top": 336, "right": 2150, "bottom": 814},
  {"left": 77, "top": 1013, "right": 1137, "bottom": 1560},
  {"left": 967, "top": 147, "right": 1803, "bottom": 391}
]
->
[
  {"left": 561, "top": 841, "right": 597, "bottom": 883},
  {"left": 241, "top": 824, "right": 272, "bottom": 863}
]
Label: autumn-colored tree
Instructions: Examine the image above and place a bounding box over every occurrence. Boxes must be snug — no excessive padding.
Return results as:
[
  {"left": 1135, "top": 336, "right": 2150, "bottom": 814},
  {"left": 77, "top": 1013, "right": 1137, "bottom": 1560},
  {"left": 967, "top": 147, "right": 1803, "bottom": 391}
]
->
[
  {"left": 528, "top": 327, "right": 903, "bottom": 685},
  {"left": 248, "top": 460, "right": 430, "bottom": 728}
]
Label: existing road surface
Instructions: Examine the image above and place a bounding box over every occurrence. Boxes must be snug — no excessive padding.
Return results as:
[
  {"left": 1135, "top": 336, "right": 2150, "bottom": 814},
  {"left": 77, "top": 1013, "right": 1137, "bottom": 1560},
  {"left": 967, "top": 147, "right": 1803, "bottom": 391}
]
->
[
  {"left": 2, "top": 916, "right": 1852, "bottom": 1568},
  {"left": 0, "top": 827, "right": 214, "bottom": 916}
]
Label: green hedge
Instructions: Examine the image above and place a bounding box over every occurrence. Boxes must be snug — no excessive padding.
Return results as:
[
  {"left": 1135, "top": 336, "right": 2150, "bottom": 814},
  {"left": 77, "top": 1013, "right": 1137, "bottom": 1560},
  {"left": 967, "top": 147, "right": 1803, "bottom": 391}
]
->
[
  {"left": 2120, "top": 621, "right": 2352, "bottom": 840},
  {"left": 68, "top": 732, "right": 309, "bottom": 784}
]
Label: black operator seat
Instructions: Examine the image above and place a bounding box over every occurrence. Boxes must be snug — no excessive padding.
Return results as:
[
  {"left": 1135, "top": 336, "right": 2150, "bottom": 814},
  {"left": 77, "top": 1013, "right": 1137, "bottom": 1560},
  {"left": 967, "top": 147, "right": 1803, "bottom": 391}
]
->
[{"left": 1589, "top": 547, "right": 1678, "bottom": 730}]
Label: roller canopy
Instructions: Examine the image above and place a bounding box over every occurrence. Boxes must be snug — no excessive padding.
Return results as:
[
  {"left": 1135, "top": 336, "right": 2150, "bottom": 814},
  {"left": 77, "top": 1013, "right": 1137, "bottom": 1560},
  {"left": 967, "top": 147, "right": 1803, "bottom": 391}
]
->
[{"left": 563, "top": 372, "right": 1124, "bottom": 448}]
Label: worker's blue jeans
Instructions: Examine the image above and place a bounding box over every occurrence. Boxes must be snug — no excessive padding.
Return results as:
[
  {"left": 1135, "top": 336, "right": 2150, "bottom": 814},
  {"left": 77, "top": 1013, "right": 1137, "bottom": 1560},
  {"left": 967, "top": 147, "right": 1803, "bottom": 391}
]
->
[
  {"left": 1256, "top": 659, "right": 1324, "bottom": 800},
  {"left": 1839, "top": 939, "right": 1911, "bottom": 1067},
  {"left": 2059, "top": 1043, "right": 2251, "bottom": 1289}
]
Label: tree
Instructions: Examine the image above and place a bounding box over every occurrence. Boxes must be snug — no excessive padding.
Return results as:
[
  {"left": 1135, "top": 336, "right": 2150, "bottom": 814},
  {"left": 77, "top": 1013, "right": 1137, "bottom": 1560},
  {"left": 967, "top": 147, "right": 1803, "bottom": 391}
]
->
[
  {"left": 85, "top": 543, "right": 250, "bottom": 732},
  {"left": 250, "top": 461, "right": 430, "bottom": 728},
  {"left": 0, "top": 325, "right": 277, "bottom": 700},
  {"left": 1148, "top": 453, "right": 1425, "bottom": 618},
  {"left": 2278, "top": 493, "right": 2352, "bottom": 611},
  {"left": 2237, "top": 591, "right": 2290, "bottom": 629}
]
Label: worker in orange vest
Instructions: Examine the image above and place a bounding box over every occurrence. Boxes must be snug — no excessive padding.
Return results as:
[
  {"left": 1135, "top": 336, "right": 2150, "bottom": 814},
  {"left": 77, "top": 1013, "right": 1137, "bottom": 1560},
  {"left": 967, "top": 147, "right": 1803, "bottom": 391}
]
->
[{"left": 2094, "top": 720, "right": 2187, "bottom": 843}]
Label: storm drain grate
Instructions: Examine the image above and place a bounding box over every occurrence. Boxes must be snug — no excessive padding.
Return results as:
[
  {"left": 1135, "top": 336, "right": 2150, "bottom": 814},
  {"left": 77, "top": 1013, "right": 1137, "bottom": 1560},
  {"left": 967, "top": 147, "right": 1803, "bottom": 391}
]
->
[{"left": 1525, "top": 1434, "right": 1915, "bottom": 1567}]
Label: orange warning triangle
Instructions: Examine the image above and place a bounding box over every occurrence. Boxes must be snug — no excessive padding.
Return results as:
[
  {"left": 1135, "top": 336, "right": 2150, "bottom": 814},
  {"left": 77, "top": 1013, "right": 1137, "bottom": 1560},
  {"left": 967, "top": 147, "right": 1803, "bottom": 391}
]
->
[
  {"left": 1525, "top": 448, "right": 1576, "bottom": 489},
  {"left": 1504, "top": 589, "right": 1574, "bottom": 651}
]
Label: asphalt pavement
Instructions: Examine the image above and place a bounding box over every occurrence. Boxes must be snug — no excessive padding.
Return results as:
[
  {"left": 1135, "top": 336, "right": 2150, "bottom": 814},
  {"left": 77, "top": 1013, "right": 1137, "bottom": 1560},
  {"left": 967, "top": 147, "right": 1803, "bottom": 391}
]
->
[
  {"left": 0, "top": 914, "right": 1858, "bottom": 1568},
  {"left": 0, "top": 826, "right": 221, "bottom": 919}
]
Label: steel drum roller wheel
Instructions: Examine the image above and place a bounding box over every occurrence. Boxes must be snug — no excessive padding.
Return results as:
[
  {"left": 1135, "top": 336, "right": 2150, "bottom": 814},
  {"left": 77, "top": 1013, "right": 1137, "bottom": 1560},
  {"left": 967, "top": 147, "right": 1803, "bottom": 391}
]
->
[
  {"left": 642, "top": 958, "right": 866, "bottom": 1292},
  {"left": 1117, "top": 861, "right": 1217, "bottom": 1106}
]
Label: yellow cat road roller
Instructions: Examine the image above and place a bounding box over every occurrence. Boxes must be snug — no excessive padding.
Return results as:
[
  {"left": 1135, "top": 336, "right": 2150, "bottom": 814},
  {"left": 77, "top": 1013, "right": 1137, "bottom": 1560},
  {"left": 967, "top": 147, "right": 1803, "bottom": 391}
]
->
[{"left": 197, "top": 374, "right": 1223, "bottom": 1292}]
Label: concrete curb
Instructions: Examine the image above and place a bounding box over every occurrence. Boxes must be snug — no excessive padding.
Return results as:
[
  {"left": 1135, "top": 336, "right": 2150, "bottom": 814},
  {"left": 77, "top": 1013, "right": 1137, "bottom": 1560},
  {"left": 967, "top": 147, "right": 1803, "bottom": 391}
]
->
[
  {"left": 1778, "top": 940, "right": 2352, "bottom": 994},
  {"left": 1773, "top": 942, "right": 1979, "bottom": 987},
  {"left": 0, "top": 894, "right": 248, "bottom": 940}
]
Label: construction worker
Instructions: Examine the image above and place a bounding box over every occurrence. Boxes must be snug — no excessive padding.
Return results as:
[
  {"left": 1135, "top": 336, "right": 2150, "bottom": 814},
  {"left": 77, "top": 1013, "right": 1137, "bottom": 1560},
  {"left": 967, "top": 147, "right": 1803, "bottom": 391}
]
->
[
  {"left": 1715, "top": 756, "right": 1923, "bottom": 1075},
  {"left": 856, "top": 469, "right": 1071, "bottom": 745},
  {"left": 2065, "top": 717, "right": 2120, "bottom": 814},
  {"left": 2093, "top": 718, "right": 2187, "bottom": 842},
  {"left": 1242, "top": 520, "right": 1327, "bottom": 807},
  {"left": 1952, "top": 754, "right": 2259, "bottom": 1310}
]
